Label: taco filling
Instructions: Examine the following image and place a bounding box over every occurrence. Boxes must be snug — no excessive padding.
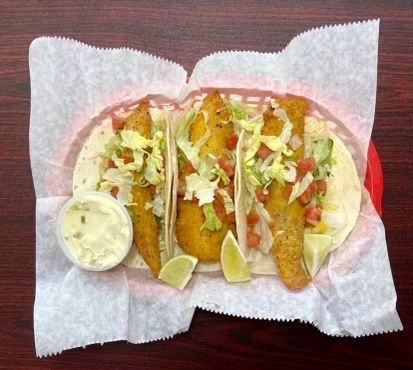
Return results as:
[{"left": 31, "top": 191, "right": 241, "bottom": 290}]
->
[
  {"left": 174, "top": 92, "right": 238, "bottom": 262},
  {"left": 236, "top": 96, "right": 352, "bottom": 290},
  {"left": 74, "top": 101, "right": 170, "bottom": 277}
]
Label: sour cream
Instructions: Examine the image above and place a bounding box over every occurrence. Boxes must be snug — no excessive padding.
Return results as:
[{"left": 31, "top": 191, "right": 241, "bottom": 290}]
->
[{"left": 57, "top": 192, "right": 133, "bottom": 271}]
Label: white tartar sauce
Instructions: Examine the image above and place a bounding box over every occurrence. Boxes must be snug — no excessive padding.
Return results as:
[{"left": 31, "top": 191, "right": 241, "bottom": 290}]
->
[{"left": 60, "top": 193, "right": 131, "bottom": 269}]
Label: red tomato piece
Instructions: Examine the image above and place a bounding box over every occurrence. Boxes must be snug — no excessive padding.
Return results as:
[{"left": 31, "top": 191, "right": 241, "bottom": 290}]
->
[
  {"left": 110, "top": 186, "right": 119, "bottom": 198},
  {"left": 224, "top": 212, "right": 236, "bottom": 224},
  {"left": 218, "top": 156, "right": 235, "bottom": 178},
  {"left": 213, "top": 199, "right": 226, "bottom": 221},
  {"left": 107, "top": 159, "right": 117, "bottom": 169},
  {"left": 316, "top": 180, "right": 327, "bottom": 195},
  {"left": 147, "top": 185, "right": 156, "bottom": 196},
  {"left": 305, "top": 206, "right": 322, "bottom": 220},
  {"left": 298, "top": 188, "right": 313, "bottom": 205},
  {"left": 247, "top": 213, "right": 260, "bottom": 225},
  {"left": 282, "top": 184, "right": 293, "bottom": 200},
  {"left": 227, "top": 134, "right": 239, "bottom": 150},
  {"left": 247, "top": 231, "right": 261, "bottom": 248},
  {"left": 255, "top": 188, "right": 268, "bottom": 203},
  {"left": 297, "top": 157, "right": 316, "bottom": 175},
  {"left": 183, "top": 160, "right": 196, "bottom": 173},
  {"left": 309, "top": 181, "right": 318, "bottom": 194},
  {"left": 122, "top": 155, "right": 134, "bottom": 164},
  {"left": 111, "top": 116, "right": 125, "bottom": 130},
  {"left": 305, "top": 206, "right": 322, "bottom": 226},
  {"left": 257, "top": 144, "right": 272, "bottom": 160}
]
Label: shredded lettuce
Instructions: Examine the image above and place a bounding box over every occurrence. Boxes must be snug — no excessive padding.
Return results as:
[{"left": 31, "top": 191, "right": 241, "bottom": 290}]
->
[
  {"left": 288, "top": 171, "right": 314, "bottom": 204},
  {"left": 201, "top": 203, "right": 222, "bottom": 231},
  {"left": 243, "top": 126, "right": 264, "bottom": 170},
  {"left": 104, "top": 134, "right": 124, "bottom": 157},
  {"left": 227, "top": 100, "right": 256, "bottom": 121},
  {"left": 120, "top": 130, "right": 152, "bottom": 150},
  {"left": 175, "top": 108, "right": 203, "bottom": 171},
  {"left": 304, "top": 117, "right": 329, "bottom": 140},
  {"left": 151, "top": 193, "right": 165, "bottom": 218},
  {"left": 217, "top": 189, "right": 235, "bottom": 214},
  {"left": 227, "top": 100, "right": 264, "bottom": 132},
  {"left": 98, "top": 168, "right": 134, "bottom": 205},
  {"left": 144, "top": 131, "right": 165, "bottom": 185},
  {"left": 184, "top": 173, "right": 219, "bottom": 205},
  {"left": 263, "top": 155, "right": 286, "bottom": 186},
  {"left": 312, "top": 138, "right": 335, "bottom": 180},
  {"left": 112, "top": 150, "right": 145, "bottom": 173},
  {"left": 211, "top": 164, "right": 230, "bottom": 185}
]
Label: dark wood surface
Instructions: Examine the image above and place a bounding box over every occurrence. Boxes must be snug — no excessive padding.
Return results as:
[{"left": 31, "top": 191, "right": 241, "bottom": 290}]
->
[{"left": 1, "top": 0, "right": 412, "bottom": 368}]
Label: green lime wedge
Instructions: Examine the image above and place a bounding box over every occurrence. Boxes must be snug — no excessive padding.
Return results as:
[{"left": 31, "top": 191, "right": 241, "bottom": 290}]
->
[
  {"left": 220, "top": 231, "right": 251, "bottom": 283},
  {"left": 158, "top": 255, "right": 198, "bottom": 290},
  {"left": 303, "top": 234, "right": 332, "bottom": 278}
]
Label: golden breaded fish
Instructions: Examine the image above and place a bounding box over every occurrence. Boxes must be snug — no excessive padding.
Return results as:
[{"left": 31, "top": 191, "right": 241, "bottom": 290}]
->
[
  {"left": 176, "top": 92, "right": 236, "bottom": 261},
  {"left": 125, "top": 101, "right": 161, "bottom": 277},
  {"left": 263, "top": 97, "right": 311, "bottom": 290}
]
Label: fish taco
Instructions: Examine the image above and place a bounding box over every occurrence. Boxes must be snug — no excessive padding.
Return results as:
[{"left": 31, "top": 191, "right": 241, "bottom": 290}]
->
[
  {"left": 72, "top": 101, "right": 173, "bottom": 277},
  {"left": 234, "top": 95, "right": 361, "bottom": 289}
]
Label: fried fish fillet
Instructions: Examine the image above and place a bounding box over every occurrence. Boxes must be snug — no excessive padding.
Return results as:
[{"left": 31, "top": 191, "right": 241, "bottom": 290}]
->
[
  {"left": 263, "top": 97, "right": 311, "bottom": 290},
  {"left": 176, "top": 92, "right": 236, "bottom": 261},
  {"left": 125, "top": 101, "right": 161, "bottom": 277}
]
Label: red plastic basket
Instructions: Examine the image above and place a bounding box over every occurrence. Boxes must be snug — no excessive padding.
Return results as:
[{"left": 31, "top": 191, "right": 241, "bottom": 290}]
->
[{"left": 365, "top": 141, "right": 383, "bottom": 216}]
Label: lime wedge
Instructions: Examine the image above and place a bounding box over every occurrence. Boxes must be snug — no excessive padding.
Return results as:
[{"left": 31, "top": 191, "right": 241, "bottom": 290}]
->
[
  {"left": 303, "top": 234, "right": 332, "bottom": 278},
  {"left": 158, "top": 255, "right": 198, "bottom": 290},
  {"left": 220, "top": 231, "right": 251, "bottom": 283}
]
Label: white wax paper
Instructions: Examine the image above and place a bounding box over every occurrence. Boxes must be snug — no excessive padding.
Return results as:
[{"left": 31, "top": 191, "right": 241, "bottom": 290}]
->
[{"left": 30, "top": 20, "right": 402, "bottom": 357}]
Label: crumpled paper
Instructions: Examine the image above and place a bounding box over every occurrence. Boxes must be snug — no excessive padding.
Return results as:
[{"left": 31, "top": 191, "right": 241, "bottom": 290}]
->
[{"left": 30, "top": 19, "right": 402, "bottom": 357}]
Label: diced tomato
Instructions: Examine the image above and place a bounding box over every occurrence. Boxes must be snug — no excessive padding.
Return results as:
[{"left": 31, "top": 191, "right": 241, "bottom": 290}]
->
[
  {"left": 298, "top": 187, "right": 313, "bottom": 206},
  {"left": 309, "top": 181, "right": 318, "bottom": 194},
  {"left": 107, "top": 159, "right": 117, "bottom": 169},
  {"left": 213, "top": 199, "right": 226, "bottom": 220},
  {"left": 183, "top": 160, "right": 196, "bottom": 174},
  {"left": 297, "top": 157, "right": 316, "bottom": 175},
  {"left": 247, "top": 213, "right": 260, "bottom": 225},
  {"left": 247, "top": 231, "right": 261, "bottom": 248},
  {"left": 282, "top": 184, "right": 293, "bottom": 200},
  {"left": 110, "top": 186, "right": 119, "bottom": 198},
  {"left": 147, "top": 185, "right": 156, "bottom": 196},
  {"left": 224, "top": 212, "right": 236, "bottom": 224},
  {"left": 316, "top": 180, "right": 327, "bottom": 195},
  {"left": 257, "top": 144, "right": 272, "bottom": 160},
  {"left": 122, "top": 155, "right": 134, "bottom": 164},
  {"left": 111, "top": 115, "right": 125, "bottom": 130},
  {"left": 218, "top": 156, "right": 235, "bottom": 178},
  {"left": 227, "top": 134, "right": 239, "bottom": 150},
  {"left": 255, "top": 188, "right": 268, "bottom": 203},
  {"left": 305, "top": 206, "right": 322, "bottom": 226}
]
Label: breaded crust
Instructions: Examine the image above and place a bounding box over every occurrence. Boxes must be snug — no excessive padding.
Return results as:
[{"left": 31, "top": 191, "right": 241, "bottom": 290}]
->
[
  {"left": 263, "top": 97, "right": 311, "bottom": 289},
  {"left": 176, "top": 198, "right": 234, "bottom": 261},
  {"left": 125, "top": 101, "right": 161, "bottom": 277},
  {"left": 176, "top": 92, "right": 235, "bottom": 261}
]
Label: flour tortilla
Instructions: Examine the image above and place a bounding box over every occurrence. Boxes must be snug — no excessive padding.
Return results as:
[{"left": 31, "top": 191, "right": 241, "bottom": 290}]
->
[
  {"left": 72, "top": 107, "right": 173, "bottom": 270},
  {"left": 236, "top": 124, "right": 361, "bottom": 276}
]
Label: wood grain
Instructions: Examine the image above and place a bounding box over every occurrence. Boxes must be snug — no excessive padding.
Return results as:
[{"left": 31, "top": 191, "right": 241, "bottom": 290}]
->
[{"left": 0, "top": 0, "right": 412, "bottom": 368}]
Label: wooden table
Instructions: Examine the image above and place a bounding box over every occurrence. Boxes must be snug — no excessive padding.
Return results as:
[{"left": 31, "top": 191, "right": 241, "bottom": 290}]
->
[{"left": 1, "top": 1, "right": 412, "bottom": 368}]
